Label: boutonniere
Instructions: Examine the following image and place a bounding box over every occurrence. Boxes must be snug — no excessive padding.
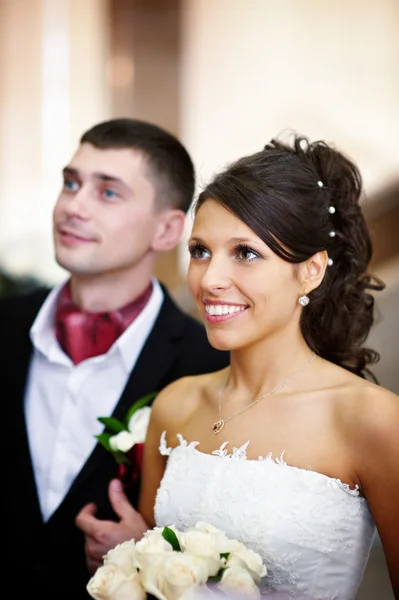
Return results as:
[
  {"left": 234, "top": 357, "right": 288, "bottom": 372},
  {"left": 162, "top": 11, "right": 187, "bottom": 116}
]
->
[{"left": 96, "top": 391, "right": 157, "bottom": 488}]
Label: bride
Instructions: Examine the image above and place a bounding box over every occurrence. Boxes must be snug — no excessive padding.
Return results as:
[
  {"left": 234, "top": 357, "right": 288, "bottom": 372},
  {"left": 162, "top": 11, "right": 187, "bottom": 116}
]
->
[{"left": 82, "top": 135, "right": 399, "bottom": 598}]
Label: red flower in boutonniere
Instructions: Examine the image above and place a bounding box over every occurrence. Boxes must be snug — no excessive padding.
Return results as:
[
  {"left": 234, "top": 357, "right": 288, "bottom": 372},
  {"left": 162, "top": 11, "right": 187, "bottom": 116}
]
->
[{"left": 95, "top": 391, "right": 157, "bottom": 490}]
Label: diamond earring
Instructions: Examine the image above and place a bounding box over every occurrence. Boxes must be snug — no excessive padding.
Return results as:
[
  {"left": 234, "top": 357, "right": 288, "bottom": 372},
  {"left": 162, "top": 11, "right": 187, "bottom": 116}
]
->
[{"left": 298, "top": 295, "right": 310, "bottom": 307}]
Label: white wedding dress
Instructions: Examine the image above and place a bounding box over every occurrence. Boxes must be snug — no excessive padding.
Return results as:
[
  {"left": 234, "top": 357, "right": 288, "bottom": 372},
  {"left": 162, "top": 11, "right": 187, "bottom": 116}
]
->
[{"left": 155, "top": 433, "right": 376, "bottom": 600}]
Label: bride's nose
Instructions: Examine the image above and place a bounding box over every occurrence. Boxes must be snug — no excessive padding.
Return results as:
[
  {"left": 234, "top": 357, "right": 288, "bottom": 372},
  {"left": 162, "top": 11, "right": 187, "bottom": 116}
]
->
[{"left": 200, "top": 256, "right": 232, "bottom": 292}]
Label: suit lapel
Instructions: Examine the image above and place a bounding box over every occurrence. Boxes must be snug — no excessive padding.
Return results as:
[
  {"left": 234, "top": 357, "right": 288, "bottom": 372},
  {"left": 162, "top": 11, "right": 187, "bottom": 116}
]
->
[
  {"left": 15, "top": 342, "right": 45, "bottom": 528},
  {"left": 12, "top": 289, "right": 52, "bottom": 527},
  {"left": 66, "top": 287, "right": 185, "bottom": 495}
]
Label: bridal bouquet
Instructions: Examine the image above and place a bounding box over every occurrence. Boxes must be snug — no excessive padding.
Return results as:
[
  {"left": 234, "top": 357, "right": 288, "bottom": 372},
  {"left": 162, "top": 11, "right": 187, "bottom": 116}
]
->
[{"left": 87, "top": 522, "right": 267, "bottom": 600}]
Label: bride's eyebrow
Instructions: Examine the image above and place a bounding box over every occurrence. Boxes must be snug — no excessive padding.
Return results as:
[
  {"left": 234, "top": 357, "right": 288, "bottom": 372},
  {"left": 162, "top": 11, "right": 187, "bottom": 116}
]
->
[
  {"left": 187, "top": 236, "right": 204, "bottom": 245},
  {"left": 227, "top": 237, "right": 265, "bottom": 250},
  {"left": 227, "top": 237, "right": 253, "bottom": 244},
  {"left": 188, "top": 235, "right": 263, "bottom": 248}
]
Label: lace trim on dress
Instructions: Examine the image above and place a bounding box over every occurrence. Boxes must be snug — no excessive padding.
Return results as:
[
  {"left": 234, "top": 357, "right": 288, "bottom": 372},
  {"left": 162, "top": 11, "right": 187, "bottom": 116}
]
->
[{"left": 159, "top": 431, "right": 360, "bottom": 497}]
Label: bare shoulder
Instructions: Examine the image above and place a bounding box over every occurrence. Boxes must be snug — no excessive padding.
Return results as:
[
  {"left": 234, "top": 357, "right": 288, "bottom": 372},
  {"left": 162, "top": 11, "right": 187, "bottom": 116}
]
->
[
  {"left": 315, "top": 360, "right": 398, "bottom": 465},
  {"left": 331, "top": 370, "right": 399, "bottom": 485},
  {"left": 333, "top": 373, "right": 399, "bottom": 590},
  {"left": 150, "top": 368, "right": 228, "bottom": 432},
  {"left": 353, "top": 381, "right": 399, "bottom": 465},
  {"left": 336, "top": 373, "right": 399, "bottom": 444}
]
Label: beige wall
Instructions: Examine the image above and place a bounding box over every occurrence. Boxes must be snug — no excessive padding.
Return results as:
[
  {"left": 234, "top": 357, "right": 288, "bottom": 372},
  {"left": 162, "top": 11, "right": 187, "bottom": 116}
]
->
[
  {"left": 180, "top": 0, "right": 399, "bottom": 191},
  {"left": 0, "top": 0, "right": 111, "bottom": 283},
  {"left": 178, "top": 0, "right": 399, "bottom": 265}
]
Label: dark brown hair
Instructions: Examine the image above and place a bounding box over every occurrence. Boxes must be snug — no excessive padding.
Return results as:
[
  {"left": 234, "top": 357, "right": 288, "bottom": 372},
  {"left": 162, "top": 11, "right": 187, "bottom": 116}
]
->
[
  {"left": 81, "top": 118, "right": 195, "bottom": 212},
  {"left": 195, "top": 135, "right": 384, "bottom": 380}
]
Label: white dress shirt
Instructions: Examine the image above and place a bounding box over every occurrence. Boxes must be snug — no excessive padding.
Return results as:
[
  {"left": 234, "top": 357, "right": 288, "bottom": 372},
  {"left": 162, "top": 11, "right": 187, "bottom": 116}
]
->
[{"left": 25, "top": 277, "right": 164, "bottom": 521}]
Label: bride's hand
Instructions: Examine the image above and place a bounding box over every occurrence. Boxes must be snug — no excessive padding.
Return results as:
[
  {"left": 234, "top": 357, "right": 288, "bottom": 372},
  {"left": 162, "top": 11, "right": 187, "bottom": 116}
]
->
[{"left": 75, "top": 478, "right": 149, "bottom": 575}]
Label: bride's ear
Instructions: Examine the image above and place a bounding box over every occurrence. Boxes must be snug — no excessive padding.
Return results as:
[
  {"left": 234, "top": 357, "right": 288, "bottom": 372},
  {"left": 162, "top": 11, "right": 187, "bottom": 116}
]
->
[{"left": 298, "top": 250, "right": 328, "bottom": 293}]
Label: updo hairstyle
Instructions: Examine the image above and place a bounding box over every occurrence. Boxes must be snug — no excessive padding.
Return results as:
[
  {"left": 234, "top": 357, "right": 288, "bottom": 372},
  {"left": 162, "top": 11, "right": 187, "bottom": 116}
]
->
[{"left": 195, "top": 135, "right": 384, "bottom": 380}]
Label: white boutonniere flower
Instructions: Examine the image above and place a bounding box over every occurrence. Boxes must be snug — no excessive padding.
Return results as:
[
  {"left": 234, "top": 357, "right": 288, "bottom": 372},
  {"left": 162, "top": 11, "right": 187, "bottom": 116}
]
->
[
  {"left": 95, "top": 391, "right": 157, "bottom": 489},
  {"left": 109, "top": 407, "right": 152, "bottom": 453},
  {"left": 96, "top": 391, "right": 157, "bottom": 464}
]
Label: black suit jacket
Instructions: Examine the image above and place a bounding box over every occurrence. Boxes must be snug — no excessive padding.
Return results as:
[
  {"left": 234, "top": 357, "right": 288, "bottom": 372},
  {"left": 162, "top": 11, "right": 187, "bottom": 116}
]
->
[{"left": 3, "top": 285, "right": 229, "bottom": 600}]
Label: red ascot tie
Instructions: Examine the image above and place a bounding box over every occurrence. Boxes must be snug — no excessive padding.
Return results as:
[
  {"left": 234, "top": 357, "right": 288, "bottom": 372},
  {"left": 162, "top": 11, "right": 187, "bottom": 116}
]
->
[{"left": 55, "top": 281, "right": 153, "bottom": 364}]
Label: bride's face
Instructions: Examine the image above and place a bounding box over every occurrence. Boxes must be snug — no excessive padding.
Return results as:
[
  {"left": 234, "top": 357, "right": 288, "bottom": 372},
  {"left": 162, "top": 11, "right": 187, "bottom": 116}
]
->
[{"left": 187, "top": 199, "right": 303, "bottom": 351}]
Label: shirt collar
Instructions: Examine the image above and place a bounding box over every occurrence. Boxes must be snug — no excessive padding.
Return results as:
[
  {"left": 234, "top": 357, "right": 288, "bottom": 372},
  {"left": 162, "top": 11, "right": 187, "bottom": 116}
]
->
[{"left": 30, "top": 277, "right": 164, "bottom": 371}]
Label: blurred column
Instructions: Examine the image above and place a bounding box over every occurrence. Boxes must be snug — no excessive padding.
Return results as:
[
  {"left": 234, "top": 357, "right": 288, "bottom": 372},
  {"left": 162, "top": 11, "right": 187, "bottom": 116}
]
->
[
  {"left": 0, "top": 0, "right": 111, "bottom": 284},
  {"left": 108, "top": 0, "right": 183, "bottom": 292}
]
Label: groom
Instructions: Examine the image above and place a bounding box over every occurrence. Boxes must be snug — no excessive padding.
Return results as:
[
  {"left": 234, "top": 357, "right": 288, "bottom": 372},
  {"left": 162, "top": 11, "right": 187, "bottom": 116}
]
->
[{"left": 4, "top": 118, "right": 228, "bottom": 600}]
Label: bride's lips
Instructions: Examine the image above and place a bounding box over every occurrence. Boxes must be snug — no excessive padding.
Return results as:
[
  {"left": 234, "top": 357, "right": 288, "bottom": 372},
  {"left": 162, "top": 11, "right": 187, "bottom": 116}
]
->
[
  {"left": 58, "top": 227, "right": 96, "bottom": 245},
  {"left": 202, "top": 300, "right": 249, "bottom": 323}
]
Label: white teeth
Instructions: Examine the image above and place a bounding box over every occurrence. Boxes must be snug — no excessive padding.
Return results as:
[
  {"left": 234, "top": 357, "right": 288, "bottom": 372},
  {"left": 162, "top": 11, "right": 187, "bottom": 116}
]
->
[{"left": 205, "top": 304, "right": 245, "bottom": 316}]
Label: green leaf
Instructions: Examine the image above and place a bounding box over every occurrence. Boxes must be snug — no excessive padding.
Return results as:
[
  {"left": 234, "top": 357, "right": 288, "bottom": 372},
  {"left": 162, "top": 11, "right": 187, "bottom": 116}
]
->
[
  {"left": 95, "top": 432, "right": 114, "bottom": 452},
  {"left": 124, "top": 391, "right": 158, "bottom": 425},
  {"left": 97, "top": 416, "right": 127, "bottom": 433},
  {"left": 208, "top": 565, "right": 228, "bottom": 584},
  {"left": 207, "top": 571, "right": 224, "bottom": 584},
  {"left": 95, "top": 434, "right": 131, "bottom": 465},
  {"left": 220, "top": 552, "right": 230, "bottom": 561},
  {"left": 162, "top": 526, "right": 181, "bottom": 552}
]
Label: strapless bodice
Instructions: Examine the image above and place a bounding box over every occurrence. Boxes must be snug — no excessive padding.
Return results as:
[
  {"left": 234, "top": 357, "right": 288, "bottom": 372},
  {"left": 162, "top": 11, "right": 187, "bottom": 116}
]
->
[{"left": 154, "top": 433, "right": 376, "bottom": 599}]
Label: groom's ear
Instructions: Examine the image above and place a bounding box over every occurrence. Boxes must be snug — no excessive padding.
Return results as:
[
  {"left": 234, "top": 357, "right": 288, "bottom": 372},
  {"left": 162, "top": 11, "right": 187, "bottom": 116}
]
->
[{"left": 151, "top": 210, "right": 186, "bottom": 253}]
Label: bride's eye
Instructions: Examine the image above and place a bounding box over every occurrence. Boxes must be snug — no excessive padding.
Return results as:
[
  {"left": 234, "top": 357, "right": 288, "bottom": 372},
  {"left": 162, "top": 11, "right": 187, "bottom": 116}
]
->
[
  {"left": 235, "top": 244, "right": 261, "bottom": 262},
  {"left": 188, "top": 243, "right": 211, "bottom": 260}
]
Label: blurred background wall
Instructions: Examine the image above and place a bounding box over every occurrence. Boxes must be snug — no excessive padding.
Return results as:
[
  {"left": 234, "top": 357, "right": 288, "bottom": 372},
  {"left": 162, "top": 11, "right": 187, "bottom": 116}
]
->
[{"left": 0, "top": 1, "right": 398, "bottom": 596}]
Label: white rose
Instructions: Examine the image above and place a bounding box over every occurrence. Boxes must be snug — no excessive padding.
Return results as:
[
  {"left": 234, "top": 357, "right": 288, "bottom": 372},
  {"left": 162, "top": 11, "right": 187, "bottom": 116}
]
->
[
  {"left": 143, "top": 524, "right": 179, "bottom": 541},
  {"left": 217, "top": 566, "right": 261, "bottom": 599},
  {"left": 191, "top": 522, "right": 226, "bottom": 537},
  {"left": 226, "top": 547, "right": 266, "bottom": 583},
  {"left": 141, "top": 552, "right": 209, "bottom": 600},
  {"left": 143, "top": 526, "right": 165, "bottom": 536},
  {"left": 134, "top": 530, "right": 174, "bottom": 570},
  {"left": 180, "top": 583, "right": 215, "bottom": 600},
  {"left": 87, "top": 564, "right": 145, "bottom": 600},
  {"left": 179, "top": 530, "right": 223, "bottom": 576},
  {"left": 103, "top": 539, "right": 137, "bottom": 576},
  {"left": 109, "top": 431, "right": 135, "bottom": 453},
  {"left": 190, "top": 522, "right": 232, "bottom": 554},
  {"left": 127, "top": 406, "right": 152, "bottom": 444}
]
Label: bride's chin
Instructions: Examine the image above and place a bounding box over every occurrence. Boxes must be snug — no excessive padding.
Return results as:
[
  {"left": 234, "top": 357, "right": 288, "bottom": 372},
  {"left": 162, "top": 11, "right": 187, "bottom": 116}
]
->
[{"left": 205, "top": 332, "right": 235, "bottom": 352}]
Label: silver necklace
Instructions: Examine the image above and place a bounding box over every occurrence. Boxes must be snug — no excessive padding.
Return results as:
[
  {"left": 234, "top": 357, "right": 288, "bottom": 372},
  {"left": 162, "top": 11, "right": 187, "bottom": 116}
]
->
[{"left": 213, "top": 352, "right": 316, "bottom": 434}]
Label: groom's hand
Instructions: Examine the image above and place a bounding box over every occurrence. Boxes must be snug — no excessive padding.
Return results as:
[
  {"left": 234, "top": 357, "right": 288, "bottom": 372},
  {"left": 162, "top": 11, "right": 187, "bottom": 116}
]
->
[{"left": 75, "top": 478, "right": 149, "bottom": 575}]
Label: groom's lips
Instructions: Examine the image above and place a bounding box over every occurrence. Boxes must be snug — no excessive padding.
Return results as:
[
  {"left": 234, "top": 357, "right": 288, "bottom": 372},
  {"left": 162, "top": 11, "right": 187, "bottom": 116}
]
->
[{"left": 58, "top": 227, "right": 96, "bottom": 245}]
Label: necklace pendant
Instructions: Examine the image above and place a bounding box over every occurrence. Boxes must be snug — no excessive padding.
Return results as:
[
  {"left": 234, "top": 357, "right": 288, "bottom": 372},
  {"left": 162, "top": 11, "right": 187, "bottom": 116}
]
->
[{"left": 213, "top": 419, "right": 224, "bottom": 434}]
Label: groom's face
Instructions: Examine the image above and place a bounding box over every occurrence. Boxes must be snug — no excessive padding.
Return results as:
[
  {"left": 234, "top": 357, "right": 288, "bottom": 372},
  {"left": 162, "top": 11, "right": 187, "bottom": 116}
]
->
[{"left": 53, "top": 142, "right": 161, "bottom": 278}]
